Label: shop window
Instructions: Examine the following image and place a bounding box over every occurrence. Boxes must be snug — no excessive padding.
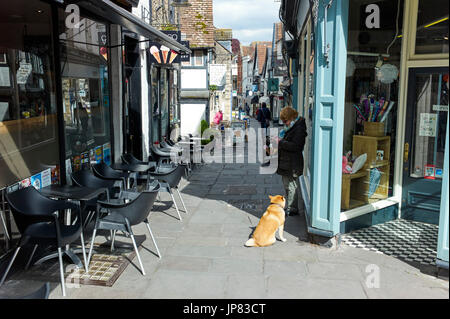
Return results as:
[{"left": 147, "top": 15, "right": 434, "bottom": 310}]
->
[
  {"left": 0, "top": 0, "right": 60, "bottom": 188},
  {"left": 415, "top": 0, "right": 449, "bottom": 55},
  {"left": 160, "top": 69, "right": 169, "bottom": 139},
  {"left": 194, "top": 50, "right": 204, "bottom": 66},
  {"left": 409, "top": 72, "right": 448, "bottom": 179},
  {"left": 59, "top": 11, "right": 111, "bottom": 172},
  {"left": 170, "top": 69, "right": 179, "bottom": 125},
  {"left": 151, "top": 66, "right": 160, "bottom": 143},
  {"left": 341, "top": 0, "right": 404, "bottom": 211}
]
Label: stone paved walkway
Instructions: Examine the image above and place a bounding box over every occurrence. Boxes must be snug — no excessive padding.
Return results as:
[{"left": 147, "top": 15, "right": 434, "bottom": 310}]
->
[{"left": 0, "top": 119, "right": 448, "bottom": 299}]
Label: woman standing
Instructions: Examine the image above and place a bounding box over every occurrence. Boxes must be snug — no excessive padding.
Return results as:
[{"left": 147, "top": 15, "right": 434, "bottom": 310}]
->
[{"left": 276, "top": 107, "right": 307, "bottom": 216}]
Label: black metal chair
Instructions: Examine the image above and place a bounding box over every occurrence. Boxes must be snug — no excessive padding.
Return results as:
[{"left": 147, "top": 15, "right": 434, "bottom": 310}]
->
[
  {"left": 122, "top": 153, "right": 158, "bottom": 168},
  {"left": 0, "top": 282, "right": 51, "bottom": 299},
  {"left": 149, "top": 165, "right": 188, "bottom": 221},
  {"left": 92, "top": 162, "right": 133, "bottom": 190},
  {"left": 21, "top": 282, "right": 50, "bottom": 299},
  {"left": 87, "top": 184, "right": 161, "bottom": 276},
  {"left": 71, "top": 169, "right": 117, "bottom": 228},
  {"left": 1, "top": 187, "right": 87, "bottom": 297},
  {"left": 159, "top": 140, "right": 193, "bottom": 177}
]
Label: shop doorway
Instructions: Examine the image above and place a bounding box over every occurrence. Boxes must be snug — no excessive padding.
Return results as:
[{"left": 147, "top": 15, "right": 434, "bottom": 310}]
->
[
  {"left": 123, "top": 35, "right": 142, "bottom": 158},
  {"left": 402, "top": 67, "right": 449, "bottom": 224}
]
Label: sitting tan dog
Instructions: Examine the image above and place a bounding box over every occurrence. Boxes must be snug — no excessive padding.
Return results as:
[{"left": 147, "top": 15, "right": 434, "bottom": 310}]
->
[{"left": 245, "top": 195, "right": 287, "bottom": 247}]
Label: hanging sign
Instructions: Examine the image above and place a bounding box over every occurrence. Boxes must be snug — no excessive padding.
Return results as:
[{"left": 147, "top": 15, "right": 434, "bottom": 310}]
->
[
  {"left": 209, "top": 64, "right": 227, "bottom": 86},
  {"left": 148, "top": 31, "right": 185, "bottom": 65},
  {"left": 433, "top": 105, "right": 448, "bottom": 112}
]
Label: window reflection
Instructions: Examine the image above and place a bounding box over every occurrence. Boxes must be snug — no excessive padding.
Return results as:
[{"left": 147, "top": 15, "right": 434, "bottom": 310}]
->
[
  {"left": 59, "top": 11, "right": 111, "bottom": 168},
  {"left": 0, "top": 0, "right": 59, "bottom": 188}
]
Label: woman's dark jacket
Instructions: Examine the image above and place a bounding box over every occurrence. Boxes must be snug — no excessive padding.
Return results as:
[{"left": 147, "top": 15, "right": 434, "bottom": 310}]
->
[{"left": 276, "top": 117, "right": 307, "bottom": 177}]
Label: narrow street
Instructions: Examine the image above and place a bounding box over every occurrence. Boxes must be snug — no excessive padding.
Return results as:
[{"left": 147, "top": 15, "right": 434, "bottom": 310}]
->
[
  {"left": 0, "top": 0, "right": 448, "bottom": 303},
  {"left": 45, "top": 120, "right": 445, "bottom": 299}
]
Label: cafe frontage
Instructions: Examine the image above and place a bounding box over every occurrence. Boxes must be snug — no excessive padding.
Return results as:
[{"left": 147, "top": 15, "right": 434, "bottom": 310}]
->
[{"left": 0, "top": 0, "right": 190, "bottom": 296}]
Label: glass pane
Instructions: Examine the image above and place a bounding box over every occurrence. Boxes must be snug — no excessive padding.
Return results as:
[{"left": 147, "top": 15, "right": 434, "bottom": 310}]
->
[
  {"left": 0, "top": 0, "right": 60, "bottom": 188},
  {"left": 160, "top": 69, "right": 168, "bottom": 138},
  {"left": 59, "top": 11, "right": 111, "bottom": 171},
  {"left": 415, "top": 0, "right": 449, "bottom": 55},
  {"left": 410, "top": 72, "right": 448, "bottom": 179},
  {"left": 341, "top": 0, "right": 404, "bottom": 210},
  {"left": 151, "top": 67, "right": 159, "bottom": 143}
]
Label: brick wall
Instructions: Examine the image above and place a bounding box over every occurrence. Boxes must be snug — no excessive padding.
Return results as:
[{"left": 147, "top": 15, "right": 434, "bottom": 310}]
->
[{"left": 179, "top": 0, "right": 214, "bottom": 48}]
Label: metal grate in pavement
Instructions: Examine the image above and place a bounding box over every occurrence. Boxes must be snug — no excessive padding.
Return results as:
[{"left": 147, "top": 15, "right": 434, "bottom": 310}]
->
[{"left": 341, "top": 219, "right": 439, "bottom": 266}]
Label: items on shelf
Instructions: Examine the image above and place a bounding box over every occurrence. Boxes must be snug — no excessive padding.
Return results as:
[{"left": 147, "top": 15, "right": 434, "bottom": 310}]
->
[{"left": 352, "top": 94, "right": 395, "bottom": 123}]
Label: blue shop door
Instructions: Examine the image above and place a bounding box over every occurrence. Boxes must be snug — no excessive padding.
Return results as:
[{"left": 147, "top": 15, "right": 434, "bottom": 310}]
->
[
  {"left": 437, "top": 118, "right": 449, "bottom": 266},
  {"left": 402, "top": 68, "right": 449, "bottom": 225}
]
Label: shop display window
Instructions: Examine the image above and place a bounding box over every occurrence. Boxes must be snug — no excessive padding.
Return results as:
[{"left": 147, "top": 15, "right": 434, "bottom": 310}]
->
[
  {"left": 151, "top": 66, "right": 160, "bottom": 143},
  {"left": 59, "top": 11, "right": 111, "bottom": 169},
  {"left": 160, "top": 69, "right": 169, "bottom": 139},
  {"left": 415, "top": 0, "right": 449, "bottom": 55},
  {"left": 341, "top": 0, "right": 404, "bottom": 211},
  {"left": 409, "top": 72, "right": 448, "bottom": 179},
  {"left": 0, "top": 0, "right": 59, "bottom": 188},
  {"left": 169, "top": 69, "right": 179, "bottom": 126}
]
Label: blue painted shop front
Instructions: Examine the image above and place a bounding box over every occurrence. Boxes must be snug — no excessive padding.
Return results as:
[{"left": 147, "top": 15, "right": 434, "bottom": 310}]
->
[{"left": 289, "top": 0, "right": 449, "bottom": 268}]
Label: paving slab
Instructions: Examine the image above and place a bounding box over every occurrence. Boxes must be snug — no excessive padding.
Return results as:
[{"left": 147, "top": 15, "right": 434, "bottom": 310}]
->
[
  {"left": 143, "top": 270, "right": 227, "bottom": 299},
  {"left": 224, "top": 274, "right": 267, "bottom": 299}
]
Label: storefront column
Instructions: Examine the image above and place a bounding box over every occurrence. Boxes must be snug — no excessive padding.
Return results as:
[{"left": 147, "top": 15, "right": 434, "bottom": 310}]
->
[
  {"left": 437, "top": 119, "right": 449, "bottom": 267},
  {"left": 110, "top": 25, "right": 123, "bottom": 163},
  {"left": 309, "top": 0, "right": 348, "bottom": 236}
]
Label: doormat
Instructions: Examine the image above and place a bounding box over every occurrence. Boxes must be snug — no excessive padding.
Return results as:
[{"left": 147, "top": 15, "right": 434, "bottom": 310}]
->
[
  {"left": 341, "top": 219, "right": 438, "bottom": 266},
  {"left": 10, "top": 235, "right": 145, "bottom": 287}
]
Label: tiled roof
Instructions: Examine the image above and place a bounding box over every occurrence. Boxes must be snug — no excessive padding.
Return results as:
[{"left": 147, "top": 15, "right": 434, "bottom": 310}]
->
[
  {"left": 256, "top": 42, "right": 272, "bottom": 75},
  {"left": 241, "top": 46, "right": 255, "bottom": 59},
  {"left": 274, "top": 22, "right": 283, "bottom": 43}
]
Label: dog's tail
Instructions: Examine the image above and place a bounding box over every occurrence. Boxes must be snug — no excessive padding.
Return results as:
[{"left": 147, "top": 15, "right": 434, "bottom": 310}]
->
[{"left": 245, "top": 238, "right": 257, "bottom": 247}]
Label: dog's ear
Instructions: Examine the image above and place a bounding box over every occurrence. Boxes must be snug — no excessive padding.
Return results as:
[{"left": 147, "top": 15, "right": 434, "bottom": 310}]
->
[{"left": 268, "top": 195, "right": 273, "bottom": 200}]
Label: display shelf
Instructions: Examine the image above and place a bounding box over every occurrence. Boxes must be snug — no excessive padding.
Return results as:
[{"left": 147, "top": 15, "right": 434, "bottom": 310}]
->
[
  {"left": 369, "top": 160, "right": 390, "bottom": 168},
  {"left": 351, "top": 135, "right": 391, "bottom": 205},
  {"left": 341, "top": 171, "right": 367, "bottom": 210}
]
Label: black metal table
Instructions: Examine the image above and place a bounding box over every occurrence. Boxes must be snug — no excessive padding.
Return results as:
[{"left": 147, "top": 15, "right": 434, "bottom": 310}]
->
[
  {"left": 111, "top": 162, "right": 157, "bottom": 189},
  {"left": 37, "top": 185, "right": 108, "bottom": 270}
]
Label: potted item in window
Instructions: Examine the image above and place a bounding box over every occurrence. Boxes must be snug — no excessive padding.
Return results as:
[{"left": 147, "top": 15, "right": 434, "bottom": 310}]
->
[
  {"left": 363, "top": 121, "right": 385, "bottom": 137},
  {"left": 424, "top": 164, "right": 436, "bottom": 180}
]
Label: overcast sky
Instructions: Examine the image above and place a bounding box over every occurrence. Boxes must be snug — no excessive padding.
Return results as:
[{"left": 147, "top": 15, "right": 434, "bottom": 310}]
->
[{"left": 213, "top": 0, "right": 281, "bottom": 46}]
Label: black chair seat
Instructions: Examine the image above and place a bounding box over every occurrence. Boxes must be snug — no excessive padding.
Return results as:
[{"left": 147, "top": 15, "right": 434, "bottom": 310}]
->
[{"left": 23, "top": 222, "right": 82, "bottom": 247}]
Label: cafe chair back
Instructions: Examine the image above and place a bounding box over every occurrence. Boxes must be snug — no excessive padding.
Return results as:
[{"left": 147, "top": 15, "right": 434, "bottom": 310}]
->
[
  {"left": 71, "top": 169, "right": 116, "bottom": 227},
  {"left": 1, "top": 187, "right": 87, "bottom": 297},
  {"left": 122, "top": 153, "right": 147, "bottom": 166},
  {"left": 92, "top": 162, "right": 131, "bottom": 190},
  {"left": 149, "top": 165, "right": 188, "bottom": 221},
  {"left": 87, "top": 184, "right": 162, "bottom": 276}
]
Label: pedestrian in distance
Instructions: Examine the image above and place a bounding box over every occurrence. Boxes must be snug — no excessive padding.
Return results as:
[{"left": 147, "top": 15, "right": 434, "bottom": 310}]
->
[
  {"left": 276, "top": 106, "right": 307, "bottom": 216},
  {"left": 213, "top": 109, "right": 223, "bottom": 126},
  {"left": 245, "top": 103, "right": 250, "bottom": 116},
  {"left": 257, "top": 102, "right": 272, "bottom": 167}
]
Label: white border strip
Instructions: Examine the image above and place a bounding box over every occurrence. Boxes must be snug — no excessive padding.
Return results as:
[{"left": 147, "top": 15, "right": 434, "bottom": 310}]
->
[{"left": 340, "top": 198, "right": 400, "bottom": 222}]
